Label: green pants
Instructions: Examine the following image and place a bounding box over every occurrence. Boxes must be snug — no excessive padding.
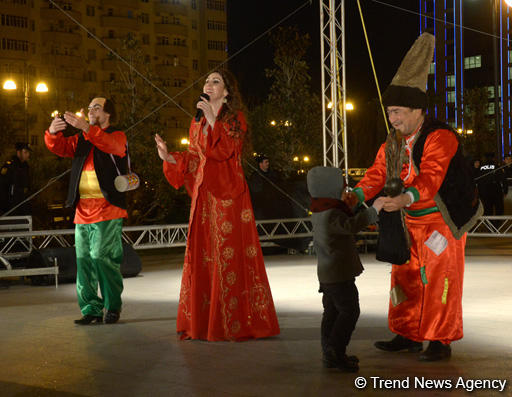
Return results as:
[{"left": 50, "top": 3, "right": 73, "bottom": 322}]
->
[{"left": 75, "top": 218, "right": 124, "bottom": 316}]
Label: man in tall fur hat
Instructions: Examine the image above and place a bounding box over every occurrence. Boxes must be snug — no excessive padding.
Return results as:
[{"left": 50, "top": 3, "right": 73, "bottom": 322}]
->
[{"left": 344, "top": 33, "right": 482, "bottom": 361}]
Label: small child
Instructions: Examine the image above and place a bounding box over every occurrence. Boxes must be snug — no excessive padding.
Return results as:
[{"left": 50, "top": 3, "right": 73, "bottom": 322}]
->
[{"left": 307, "top": 166, "right": 384, "bottom": 372}]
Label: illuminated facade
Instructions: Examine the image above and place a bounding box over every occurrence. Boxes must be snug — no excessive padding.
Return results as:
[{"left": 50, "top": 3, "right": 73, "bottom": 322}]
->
[
  {"left": 419, "top": 0, "right": 512, "bottom": 157},
  {"left": 0, "top": 0, "right": 227, "bottom": 147}
]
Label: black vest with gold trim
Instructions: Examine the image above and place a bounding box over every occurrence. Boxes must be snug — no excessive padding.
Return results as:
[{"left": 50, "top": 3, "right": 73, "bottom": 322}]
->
[{"left": 412, "top": 118, "right": 483, "bottom": 239}]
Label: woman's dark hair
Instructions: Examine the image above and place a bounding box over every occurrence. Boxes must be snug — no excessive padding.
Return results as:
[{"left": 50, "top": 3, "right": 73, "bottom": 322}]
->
[
  {"left": 210, "top": 69, "right": 245, "bottom": 122},
  {"left": 209, "top": 69, "right": 252, "bottom": 155}
]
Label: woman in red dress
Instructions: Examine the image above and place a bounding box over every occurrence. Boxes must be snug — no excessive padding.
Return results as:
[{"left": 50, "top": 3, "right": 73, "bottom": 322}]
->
[{"left": 155, "top": 70, "right": 280, "bottom": 341}]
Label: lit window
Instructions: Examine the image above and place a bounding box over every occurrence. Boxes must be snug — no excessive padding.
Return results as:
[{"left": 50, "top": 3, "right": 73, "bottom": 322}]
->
[
  {"left": 487, "top": 102, "right": 495, "bottom": 115},
  {"left": 446, "top": 75, "right": 455, "bottom": 88},
  {"left": 488, "top": 86, "right": 495, "bottom": 99},
  {"left": 429, "top": 62, "right": 435, "bottom": 75},
  {"left": 447, "top": 91, "right": 455, "bottom": 103},
  {"left": 464, "top": 55, "right": 482, "bottom": 70}
]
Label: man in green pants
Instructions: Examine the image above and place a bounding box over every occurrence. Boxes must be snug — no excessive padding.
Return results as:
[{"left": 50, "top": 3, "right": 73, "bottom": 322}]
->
[{"left": 45, "top": 98, "right": 127, "bottom": 324}]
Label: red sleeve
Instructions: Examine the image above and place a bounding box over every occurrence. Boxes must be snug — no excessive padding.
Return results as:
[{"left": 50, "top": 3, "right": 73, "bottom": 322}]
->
[
  {"left": 84, "top": 126, "right": 127, "bottom": 157},
  {"left": 44, "top": 130, "right": 79, "bottom": 158},
  {"left": 408, "top": 129, "right": 458, "bottom": 201},
  {"left": 205, "top": 112, "right": 246, "bottom": 161},
  {"left": 162, "top": 151, "right": 189, "bottom": 190},
  {"left": 355, "top": 143, "right": 387, "bottom": 201}
]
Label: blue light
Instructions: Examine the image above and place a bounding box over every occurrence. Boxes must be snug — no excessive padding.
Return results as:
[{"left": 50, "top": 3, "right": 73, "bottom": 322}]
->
[
  {"left": 454, "top": 0, "right": 458, "bottom": 127},
  {"left": 434, "top": 0, "right": 438, "bottom": 118},
  {"left": 500, "top": 1, "right": 505, "bottom": 157},
  {"left": 460, "top": 0, "right": 464, "bottom": 129}
]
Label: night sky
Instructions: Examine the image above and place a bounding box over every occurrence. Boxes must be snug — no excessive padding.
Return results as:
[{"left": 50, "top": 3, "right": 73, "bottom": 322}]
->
[{"left": 227, "top": 0, "right": 419, "bottom": 108}]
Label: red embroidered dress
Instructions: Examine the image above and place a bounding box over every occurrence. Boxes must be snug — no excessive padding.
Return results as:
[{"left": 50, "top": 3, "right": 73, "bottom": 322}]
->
[{"left": 163, "top": 111, "right": 280, "bottom": 341}]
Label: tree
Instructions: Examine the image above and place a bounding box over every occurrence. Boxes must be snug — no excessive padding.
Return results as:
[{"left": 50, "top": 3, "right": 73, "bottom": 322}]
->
[
  {"left": 346, "top": 98, "right": 388, "bottom": 168},
  {"left": 248, "top": 27, "right": 322, "bottom": 176},
  {"left": 463, "top": 87, "right": 496, "bottom": 159},
  {"left": 99, "top": 38, "right": 191, "bottom": 225}
]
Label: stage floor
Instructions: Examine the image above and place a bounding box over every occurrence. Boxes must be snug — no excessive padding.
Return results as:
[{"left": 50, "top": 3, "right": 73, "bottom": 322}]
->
[{"left": 0, "top": 239, "right": 511, "bottom": 397}]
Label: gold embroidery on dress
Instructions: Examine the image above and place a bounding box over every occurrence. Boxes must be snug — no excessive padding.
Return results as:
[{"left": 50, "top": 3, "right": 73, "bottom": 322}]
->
[
  {"left": 207, "top": 191, "right": 234, "bottom": 339},
  {"left": 221, "top": 221, "right": 233, "bottom": 234},
  {"left": 222, "top": 247, "right": 235, "bottom": 260},
  {"left": 179, "top": 281, "right": 192, "bottom": 320},
  {"left": 221, "top": 199, "right": 233, "bottom": 207},
  {"left": 188, "top": 158, "right": 199, "bottom": 173},
  {"left": 201, "top": 201, "right": 209, "bottom": 225},
  {"left": 245, "top": 245, "right": 257, "bottom": 258},
  {"left": 231, "top": 320, "right": 241, "bottom": 334},
  {"left": 229, "top": 296, "right": 238, "bottom": 310},
  {"left": 241, "top": 209, "right": 252, "bottom": 223},
  {"left": 226, "top": 271, "right": 236, "bottom": 286},
  {"left": 202, "top": 248, "right": 212, "bottom": 268},
  {"left": 249, "top": 278, "right": 271, "bottom": 322},
  {"left": 202, "top": 293, "right": 210, "bottom": 312},
  {"left": 226, "top": 119, "right": 243, "bottom": 139}
]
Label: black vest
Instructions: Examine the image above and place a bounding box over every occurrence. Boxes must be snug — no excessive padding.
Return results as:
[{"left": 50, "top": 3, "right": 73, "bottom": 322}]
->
[
  {"left": 411, "top": 118, "right": 483, "bottom": 239},
  {"left": 66, "top": 126, "right": 128, "bottom": 209}
]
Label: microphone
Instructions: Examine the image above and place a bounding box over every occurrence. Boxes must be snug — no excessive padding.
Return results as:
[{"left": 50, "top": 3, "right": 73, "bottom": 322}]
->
[{"left": 195, "top": 93, "right": 210, "bottom": 121}]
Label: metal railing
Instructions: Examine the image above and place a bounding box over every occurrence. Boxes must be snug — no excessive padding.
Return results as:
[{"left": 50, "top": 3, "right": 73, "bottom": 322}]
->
[{"left": 1, "top": 216, "right": 511, "bottom": 257}]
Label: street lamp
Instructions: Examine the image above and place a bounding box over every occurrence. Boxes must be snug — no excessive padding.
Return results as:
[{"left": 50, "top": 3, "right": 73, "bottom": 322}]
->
[
  {"left": 293, "top": 155, "right": 310, "bottom": 174},
  {"left": 457, "top": 128, "right": 473, "bottom": 138},
  {"left": 327, "top": 101, "right": 354, "bottom": 111},
  {"left": 2, "top": 78, "right": 49, "bottom": 142}
]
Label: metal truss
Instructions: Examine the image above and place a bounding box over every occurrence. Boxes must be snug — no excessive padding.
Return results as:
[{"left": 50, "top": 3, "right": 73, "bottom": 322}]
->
[
  {"left": 1, "top": 217, "right": 511, "bottom": 259},
  {"left": 0, "top": 218, "right": 313, "bottom": 255},
  {"left": 320, "top": 0, "right": 347, "bottom": 168},
  {"left": 468, "top": 216, "right": 512, "bottom": 236}
]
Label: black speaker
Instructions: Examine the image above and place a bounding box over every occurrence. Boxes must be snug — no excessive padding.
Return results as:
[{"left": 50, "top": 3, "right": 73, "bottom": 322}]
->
[{"left": 28, "top": 244, "right": 142, "bottom": 284}]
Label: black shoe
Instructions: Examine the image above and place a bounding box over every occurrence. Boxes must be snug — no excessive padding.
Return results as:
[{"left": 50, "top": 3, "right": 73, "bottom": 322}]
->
[
  {"left": 374, "top": 335, "right": 423, "bottom": 352},
  {"left": 419, "top": 341, "right": 451, "bottom": 361},
  {"left": 322, "top": 348, "right": 359, "bottom": 371},
  {"left": 104, "top": 310, "right": 120, "bottom": 324},
  {"left": 336, "top": 354, "right": 359, "bottom": 372},
  {"left": 74, "top": 315, "right": 103, "bottom": 325}
]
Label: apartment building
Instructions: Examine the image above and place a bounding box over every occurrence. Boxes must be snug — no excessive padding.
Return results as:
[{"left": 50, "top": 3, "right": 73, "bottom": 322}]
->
[
  {"left": 0, "top": 0, "right": 227, "bottom": 148},
  {"left": 419, "top": 0, "right": 512, "bottom": 157}
]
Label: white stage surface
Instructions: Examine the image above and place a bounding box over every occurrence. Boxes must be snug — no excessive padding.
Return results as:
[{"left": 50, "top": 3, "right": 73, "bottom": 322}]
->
[{"left": 0, "top": 238, "right": 511, "bottom": 396}]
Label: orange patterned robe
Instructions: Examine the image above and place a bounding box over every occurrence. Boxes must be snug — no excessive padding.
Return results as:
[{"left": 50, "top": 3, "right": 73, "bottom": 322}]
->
[
  {"left": 163, "top": 111, "right": 280, "bottom": 341},
  {"left": 354, "top": 127, "right": 465, "bottom": 344}
]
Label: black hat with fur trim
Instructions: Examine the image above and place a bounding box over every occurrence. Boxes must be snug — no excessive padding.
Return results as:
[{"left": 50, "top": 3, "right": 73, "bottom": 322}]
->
[{"left": 382, "top": 33, "right": 435, "bottom": 110}]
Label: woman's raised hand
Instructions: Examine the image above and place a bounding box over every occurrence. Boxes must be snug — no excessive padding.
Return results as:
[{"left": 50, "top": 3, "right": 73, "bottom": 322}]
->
[{"left": 155, "top": 133, "right": 176, "bottom": 164}]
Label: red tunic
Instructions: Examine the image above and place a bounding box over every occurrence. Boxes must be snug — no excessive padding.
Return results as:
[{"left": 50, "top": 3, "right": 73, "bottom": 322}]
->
[
  {"left": 163, "top": 111, "right": 280, "bottom": 341},
  {"left": 44, "top": 126, "right": 127, "bottom": 224},
  {"left": 355, "top": 128, "right": 465, "bottom": 344}
]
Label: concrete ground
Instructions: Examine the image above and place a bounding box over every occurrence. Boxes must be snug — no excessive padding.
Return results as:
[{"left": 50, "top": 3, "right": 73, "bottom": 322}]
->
[{"left": 0, "top": 238, "right": 511, "bottom": 397}]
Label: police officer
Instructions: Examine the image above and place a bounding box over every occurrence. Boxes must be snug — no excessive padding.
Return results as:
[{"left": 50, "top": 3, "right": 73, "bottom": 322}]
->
[
  {"left": 479, "top": 152, "right": 506, "bottom": 216},
  {"left": 0, "top": 142, "right": 32, "bottom": 215}
]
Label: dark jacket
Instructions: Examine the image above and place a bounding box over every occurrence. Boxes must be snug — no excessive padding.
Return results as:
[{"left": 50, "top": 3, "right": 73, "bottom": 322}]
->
[
  {"left": 307, "top": 166, "right": 378, "bottom": 284},
  {"left": 0, "top": 155, "right": 30, "bottom": 215}
]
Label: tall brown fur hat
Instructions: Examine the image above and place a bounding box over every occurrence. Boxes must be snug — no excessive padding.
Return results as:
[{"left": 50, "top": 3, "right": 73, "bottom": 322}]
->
[{"left": 382, "top": 32, "right": 435, "bottom": 110}]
